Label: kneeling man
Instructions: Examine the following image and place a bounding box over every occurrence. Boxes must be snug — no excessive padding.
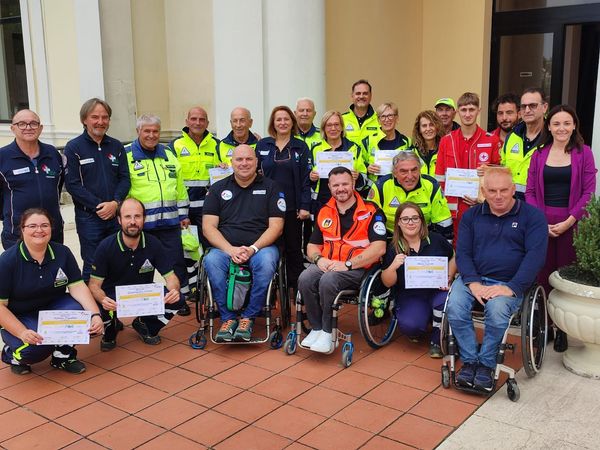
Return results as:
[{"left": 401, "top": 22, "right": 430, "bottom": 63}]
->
[
  {"left": 447, "top": 167, "right": 547, "bottom": 391},
  {"left": 88, "top": 198, "right": 182, "bottom": 350},
  {"left": 299, "top": 167, "right": 387, "bottom": 353}
]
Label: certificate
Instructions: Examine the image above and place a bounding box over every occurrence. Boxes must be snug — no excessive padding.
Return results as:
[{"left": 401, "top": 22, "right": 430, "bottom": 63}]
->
[
  {"left": 404, "top": 256, "right": 448, "bottom": 289},
  {"left": 209, "top": 167, "right": 233, "bottom": 185},
  {"left": 315, "top": 151, "right": 354, "bottom": 178},
  {"left": 444, "top": 168, "right": 480, "bottom": 198},
  {"left": 37, "top": 310, "right": 91, "bottom": 345},
  {"left": 373, "top": 150, "right": 399, "bottom": 176},
  {"left": 116, "top": 283, "right": 165, "bottom": 318}
]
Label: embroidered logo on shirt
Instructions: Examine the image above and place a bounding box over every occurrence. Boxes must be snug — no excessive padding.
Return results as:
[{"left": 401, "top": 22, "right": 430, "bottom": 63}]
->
[
  {"left": 221, "top": 190, "right": 233, "bottom": 200},
  {"left": 512, "top": 222, "right": 518, "bottom": 228},
  {"left": 277, "top": 198, "right": 286, "bottom": 212},
  {"left": 41, "top": 164, "right": 57, "bottom": 177},
  {"left": 133, "top": 161, "right": 144, "bottom": 170},
  {"left": 321, "top": 218, "right": 333, "bottom": 228},
  {"left": 139, "top": 259, "right": 154, "bottom": 274},
  {"left": 107, "top": 153, "right": 118, "bottom": 165},
  {"left": 180, "top": 147, "right": 190, "bottom": 156},
  {"left": 389, "top": 197, "right": 400, "bottom": 207},
  {"left": 479, "top": 152, "right": 490, "bottom": 162},
  {"left": 510, "top": 143, "right": 520, "bottom": 154},
  {"left": 373, "top": 222, "right": 386, "bottom": 236},
  {"left": 346, "top": 124, "right": 354, "bottom": 131},
  {"left": 54, "top": 268, "right": 68, "bottom": 287}
]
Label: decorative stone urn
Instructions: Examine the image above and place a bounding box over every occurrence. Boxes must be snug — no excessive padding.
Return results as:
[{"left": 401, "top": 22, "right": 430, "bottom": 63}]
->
[{"left": 548, "top": 271, "right": 600, "bottom": 379}]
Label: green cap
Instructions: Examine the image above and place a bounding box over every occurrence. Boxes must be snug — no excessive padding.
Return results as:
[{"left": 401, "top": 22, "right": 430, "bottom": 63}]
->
[{"left": 435, "top": 97, "right": 456, "bottom": 110}]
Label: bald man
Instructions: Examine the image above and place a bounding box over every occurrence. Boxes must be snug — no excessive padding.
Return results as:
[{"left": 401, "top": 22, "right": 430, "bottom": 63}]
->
[
  {"left": 217, "top": 107, "right": 259, "bottom": 165},
  {"left": 0, "top": 109, "right": 65, "bottom": 248}
]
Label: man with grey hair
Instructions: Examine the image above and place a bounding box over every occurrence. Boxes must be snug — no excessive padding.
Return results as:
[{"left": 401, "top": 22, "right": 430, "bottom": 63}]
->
[
  {"left": 368, "top": 150, "right": 453, "bottom": 240},
  {"left": 294, "top": 98, "right": 322, "bottom": 151},
  {"left": 64, "top": 98, "right": 130, "bottom": 281},
  {"left": 123, "top": 114, "right": 189, "bottom": 342},
  {"left": 218, "top": 107, "right": 259, "bottom": 165}
]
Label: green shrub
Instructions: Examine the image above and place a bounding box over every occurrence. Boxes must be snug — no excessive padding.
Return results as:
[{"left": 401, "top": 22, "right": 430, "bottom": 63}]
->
[{"left": 570, "top": 195, "right": 600, "bottom": 286}]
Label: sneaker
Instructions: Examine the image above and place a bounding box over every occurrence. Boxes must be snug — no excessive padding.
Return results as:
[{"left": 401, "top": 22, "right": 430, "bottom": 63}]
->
[
  {"left": 473, "top": 365, "right": 495, "bottom": 392},
  {"left": 132, "top": 317, "right": 161, "bottom": 345},
  {"left": 50, "top": 357, "right": 86, "bottom": 374},
  {"left": 301, "top": 329, "right": 322, "bottom": 347},
  {"left": 456, "top": 362, "right": 477, "bottom": 388},
  {"left": 178, "top": 302, "right": 191, "bottom": 316},
  {"left": 310, "top": 331, "right": 333, "bottom": 353},
  {"left": 100, "top": 338, "right": 116, "bottom": 352},
  {"left": 216, "top": 319, "right": 238, "bottom": 342},
  {"left": 233, "top": 318, "right": 254, "bottom": 342},
  {"left": 10, "top": 364, "right": 31, "bottom": 375},
  {"left": 429, "top": 343, "right": 443, "bottom": 359}
]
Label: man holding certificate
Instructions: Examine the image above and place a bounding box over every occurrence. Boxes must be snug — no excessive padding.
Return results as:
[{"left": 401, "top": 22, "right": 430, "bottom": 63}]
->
[
  {"left": 88, "top": 198, "right": 182, "bottom": 350},
  {"left": 447, "top": 167, "right": 547, "bottom": 392},
  {"left": 435, "top": 92, "right": 500, "bottom": 240}
]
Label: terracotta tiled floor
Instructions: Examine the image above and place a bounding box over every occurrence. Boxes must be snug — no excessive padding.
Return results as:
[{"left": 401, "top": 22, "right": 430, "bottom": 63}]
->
[{"left": 0, "top": 308, "right": 522, "bottom": 449}]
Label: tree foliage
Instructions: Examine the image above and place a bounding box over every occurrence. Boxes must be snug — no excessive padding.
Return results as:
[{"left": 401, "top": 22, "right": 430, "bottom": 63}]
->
[{"left": 572, "top": 195, "right": 600, "bottom": 286}]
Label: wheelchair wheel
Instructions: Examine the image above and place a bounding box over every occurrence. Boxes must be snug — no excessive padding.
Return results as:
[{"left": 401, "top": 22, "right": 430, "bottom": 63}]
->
[
  {"left": 277, "top": 258, "right": 290, "bottom": 330},
  {"left": 506, "top": 379, "right": 520, "bottom": 402},
  {"left": 358, "top": 268, "right": 397, "bottom": 349},
  {"left": 194, "top": 264, "right": 209, "bottom": 324},
  {"left": 521, "top": 285, "right": 548, "bottom": 378},
  {"left": 341, "top": 342, "right": 354, "bottom": 368},
  {"left": 440, "top": 306, "right": 450, "bottom": 356},
  {"left": 441, "top": 365, "right": 450, "bottom": 388},
  {"left": 283, "top": 331, "right": 297, "bottom": 355},
  {"left": 269, "top": 329, "right": 283, "bottom": 350},
  {"left": 189, "top": 330, "right": 207, "bottom": 349}
]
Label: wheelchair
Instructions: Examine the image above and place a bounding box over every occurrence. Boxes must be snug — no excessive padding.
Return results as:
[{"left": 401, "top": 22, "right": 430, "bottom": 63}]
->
[
  {"left": 188, "top": 252, "right": 290, "bottom": 349},
  {"left": 283, "top": 265, "right": 398, "bottom": 367},
  {"left": 440, "top": 283, "right": 548, "bottom": 402}
]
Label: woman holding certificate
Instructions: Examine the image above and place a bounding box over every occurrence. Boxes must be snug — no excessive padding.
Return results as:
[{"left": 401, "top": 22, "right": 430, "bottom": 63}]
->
[
  {"left": 381, "top": 202, "right": 456, "bottom": 358},
  {"left": 411, "top": 110, "right": 446, "bottom": 177},
  {"left": 0, "top": 208, "right": 103, "bottom": 375},
  {"left": 310, "top": 110, "right": 369, "bottom": 212},
  {"left": 257, "top": 106, "right": 312, "bottom": 293},
  {"left": 525, "top": 104, "right": 597, "bottom": 352}
]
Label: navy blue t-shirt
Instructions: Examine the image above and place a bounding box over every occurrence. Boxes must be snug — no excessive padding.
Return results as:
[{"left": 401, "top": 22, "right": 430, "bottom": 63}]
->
[
  {"left": 0, "top": 242, "right": 82, "bottom": 316},
  {"left": 91, "top": 231, "right": 173, "bottom": 300}
]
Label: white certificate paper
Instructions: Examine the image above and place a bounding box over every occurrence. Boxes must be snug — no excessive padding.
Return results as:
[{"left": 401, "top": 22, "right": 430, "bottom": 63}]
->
[
  {"left": 316, "top": 151, "right": 354, "bottom": 178},
  {"left": 404, "top": 256, "right": 448, "bottom": 289},
  {"left": 374, "top": 150, "right": 399, "bottom": 176},
  {"left": 37, "top": 310, "right": 91, "bottom": 345},
  {"left": 209, "top": 167, "right": 233, "bottom": 185},
  {"left": 444, "top": 168, "right": 480, "bottom": 198},
  {"left": 116, "top": 283, "right": 165, "bottom": 318}
]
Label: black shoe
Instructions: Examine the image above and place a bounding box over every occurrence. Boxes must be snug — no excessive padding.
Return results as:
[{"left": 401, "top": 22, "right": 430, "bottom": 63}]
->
[
  {"left": 116, "top": 318, "right": 124, "bottom": 331},
  {"left": 100, "top": 339, "right": 117, "bottom": 352},
  {"left": 473, "top": 365, "right": 494, "bottom": 392},
  {"left": 178, "top": 302, "right": 191, "bottom": 316},
  {"left": 456, "top": 362, "right": 477, "bottom": 388},
  {"left": 132, "top": 317, "right": 161, "bottom": 345},
  {"left": 50, "top": 357, "right": 86, "bottom": 374},
  {"left": 546, "top": 326, "right": 555, "bottom": 343},
  {"left": 10, "top": 364, "right": 31, "bottom": 375},
  {"left": 554, "top": 329, "right": 568, "bottom": 353}
]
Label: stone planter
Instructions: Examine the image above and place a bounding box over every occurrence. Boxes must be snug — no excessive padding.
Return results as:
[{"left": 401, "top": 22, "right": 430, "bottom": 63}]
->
[{"left": 548, "top": 271, "right": 600, "bottom": 378}]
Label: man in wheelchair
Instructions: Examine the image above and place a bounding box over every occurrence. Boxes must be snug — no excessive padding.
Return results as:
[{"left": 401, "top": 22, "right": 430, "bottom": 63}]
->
[
  {"left": 447, "top": 166, "right": 547, "bottom": 392},
  {"left": 298, "top": 167, "right": 387, "bottom": 353},
  {"left": 202, "top": 145, "right": 285, "bottom": 342}
]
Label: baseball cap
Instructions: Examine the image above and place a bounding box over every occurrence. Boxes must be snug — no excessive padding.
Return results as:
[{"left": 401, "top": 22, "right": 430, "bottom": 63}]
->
[{"left": 435, "top": 97, "right": 456, "bottom": 110}]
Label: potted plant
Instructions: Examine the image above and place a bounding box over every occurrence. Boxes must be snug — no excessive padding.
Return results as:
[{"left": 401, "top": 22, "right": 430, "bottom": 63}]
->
[{"left": 548, "top": 195, "right": 600, "bottom": 378}]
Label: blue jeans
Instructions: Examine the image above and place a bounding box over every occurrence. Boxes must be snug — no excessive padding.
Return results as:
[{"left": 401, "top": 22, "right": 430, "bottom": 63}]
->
[
  {"left": 203, "top": 246, "right": 279, "bottom": 321},
  {"left": 447, "top": 276, "right": 522, "bottom": 368},
  {"left": 75, "top": 209, "right": 119, "bottom": 281}
]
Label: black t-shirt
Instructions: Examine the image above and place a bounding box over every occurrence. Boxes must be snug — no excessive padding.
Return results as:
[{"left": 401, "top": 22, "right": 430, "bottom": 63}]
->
[
  {"left": 378, "top": 130, "right": 408, "bottom": 150},
  {"left": 382, "top": 231, "right": 453, "bottom": 293},
  {"left": 91, "top": 231, "right": 173, "bottom": 300},
  {"left": 0, "top": 242, "right": 83, "bottom": 316},
  {"left": 310, "top": 201, "right": 387, "bottom": 245},
  {"left": 203, "top": 174, "right": 286, "bottom": 246}
]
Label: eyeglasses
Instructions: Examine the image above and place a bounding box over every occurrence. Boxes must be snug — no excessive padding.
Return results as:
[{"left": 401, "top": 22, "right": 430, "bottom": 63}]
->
[
  {"left": 325, "top": 123, "right": 342, "bottom": 129},
  {"left": 519, "top": 103, "right": 541, "bottom": 111},
  {"left": 399, "top": 216, "right": 421, "bottom": 224},
  {"left": 379, "top": 113, "right": 397, "bottom": 121},
  {"left": 23, "top": 223, "right": 51, "bottom": 230},
  {"left": 12, "top": 121, "right": 41, "bottom": 130}
]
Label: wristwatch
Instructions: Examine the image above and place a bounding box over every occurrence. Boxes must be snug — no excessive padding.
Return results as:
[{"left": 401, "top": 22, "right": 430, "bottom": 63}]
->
[
  {"left": 314, "top": 255, "right": 323, "bottom": 264},
  {"left": 250, "top": 244, "right": 260, "bottom": 254},
  {"left": 345, "top": 260, "right": 353, "bottom": 270}
]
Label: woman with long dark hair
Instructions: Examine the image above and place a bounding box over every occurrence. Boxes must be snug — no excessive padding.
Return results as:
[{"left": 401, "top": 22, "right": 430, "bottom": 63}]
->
[{"left": 411, "top": 110, "right": 446, "bottom": 176}]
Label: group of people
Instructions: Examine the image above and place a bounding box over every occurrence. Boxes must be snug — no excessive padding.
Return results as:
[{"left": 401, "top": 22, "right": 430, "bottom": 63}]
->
[{"left": 0, "top": 79, "right": 596, "bottom": 390}]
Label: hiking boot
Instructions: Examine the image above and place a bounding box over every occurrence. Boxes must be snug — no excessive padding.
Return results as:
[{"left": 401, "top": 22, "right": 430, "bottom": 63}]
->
[
  {"left": 216, "top": 319, "right": 238, "bottom": 342},
  {"left": 50, "top": 357, "right": 86, "bottom": 374},
  {"left": 456, "top": 362, "right": 477, "bottom": 388},
  {"left": 233, "top": 318, "right": 254, "bottom": 342},
  {"left": 10, "top": 364, "right": 31, "bottom": 375},
  {"left": 473, "top": 365, "right": 495, "bottom": 392},
  {"left": 429, "top": 343, "right": 443, "bottom": 359},
  {"left": 132, "top": 317, "right": 161, "bottom": 345}
]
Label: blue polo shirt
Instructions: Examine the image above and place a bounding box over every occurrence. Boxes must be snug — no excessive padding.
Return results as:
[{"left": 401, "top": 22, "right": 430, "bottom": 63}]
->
[
  {"left": 457, "top": 199, "right": 548, "bottom": 297},
  {"left": 0, "top": 140, "right": 64, "bottom": 241},
  {"left": 64, "top": 131, "right": 130, "bottom": 212},
  {"left": 90, "top": 231, "right": 174, "bottom": 299},
  {"left": 382, "top": 232, "right": 454, "bottom": 293},
  {"left": 0, "top": 242, "right": 82, "bottom": 316}
]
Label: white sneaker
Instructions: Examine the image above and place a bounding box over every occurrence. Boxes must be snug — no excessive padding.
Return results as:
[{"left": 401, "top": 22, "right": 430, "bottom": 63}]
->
[
  {"left": 310, "top": 331, "right": 333, "bottom": 353},
  {"left": 301, "top": 329, "right": 322, "bottom": 347}
]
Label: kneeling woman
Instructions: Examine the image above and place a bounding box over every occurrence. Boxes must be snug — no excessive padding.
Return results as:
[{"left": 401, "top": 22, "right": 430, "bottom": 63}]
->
[
  {"left": 381, "top": 202, "right": 456, "bottom": 358},
  {"left": 0, "top": 208, "right": 103, "bottom": 374}
]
